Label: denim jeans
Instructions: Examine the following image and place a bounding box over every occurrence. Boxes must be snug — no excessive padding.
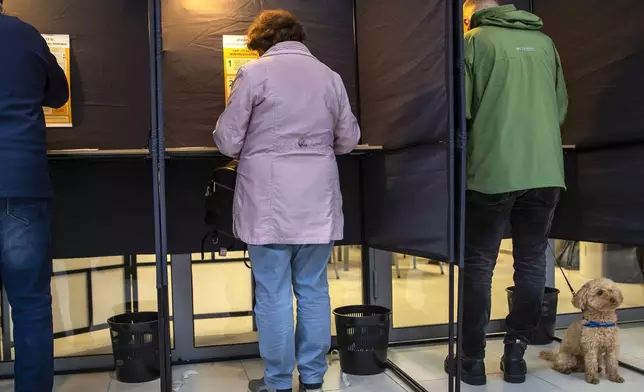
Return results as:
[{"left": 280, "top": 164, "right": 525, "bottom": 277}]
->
[
  {"left": 461, "top": 188, "right": 560, "bottom": 359},
  {"left": 248, "top": 243, "right": 334, "bottom": 391},
  {"left": 0, "top": 198, "right": 54, "bottom": 392}
]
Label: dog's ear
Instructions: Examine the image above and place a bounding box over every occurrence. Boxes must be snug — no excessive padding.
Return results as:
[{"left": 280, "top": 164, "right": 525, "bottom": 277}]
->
[
  {"left": 572, "top": 282, "right": 590, "bottom": 309},
  {"left": 616, "top": 288, "right": 624, "bottom": 306}
]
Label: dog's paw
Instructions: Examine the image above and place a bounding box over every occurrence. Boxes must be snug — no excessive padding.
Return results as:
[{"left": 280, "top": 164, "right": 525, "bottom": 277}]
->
[
  {"left": 552, "top": 364, "right": 571, "bottom": 374},
  {"left": 586, "top": 375, "right": 600, "bottom": 385},
  {"left": 609, "top": 374, "right": 625, "bottom": 383}
]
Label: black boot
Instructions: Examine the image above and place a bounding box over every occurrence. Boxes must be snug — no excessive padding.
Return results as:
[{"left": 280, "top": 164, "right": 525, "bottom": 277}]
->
[
  {"left": 500, "top": 340, "right": 527, "bottom": 384},
  {"left": 444, "top": 355, "right": 487, "bottom": 386}
]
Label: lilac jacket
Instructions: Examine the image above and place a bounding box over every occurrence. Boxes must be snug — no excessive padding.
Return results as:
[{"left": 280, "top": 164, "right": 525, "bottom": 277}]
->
[{"left": 213, "top": 42, "right": 360, "bottom": 245}]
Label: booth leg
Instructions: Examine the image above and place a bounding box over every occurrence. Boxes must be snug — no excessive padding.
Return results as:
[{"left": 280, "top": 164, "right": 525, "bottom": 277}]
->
[
  {"left": 343, "top": 246, "right": 350, "bottom": 271},
  {"left": 392, "top": 253, "right": 401, "bottom": 279},
  {"left": 330, "top": 252, "right": 340, "bottom": 280},
  {"left": 1, "top": 288, "right": 12, "bottom": 361}
]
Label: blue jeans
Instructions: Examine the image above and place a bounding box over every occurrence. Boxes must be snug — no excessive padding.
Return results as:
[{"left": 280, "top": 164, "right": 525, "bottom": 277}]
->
[
  {"left": 249, "top": 243, "right": 334, "bottom": 390},
  {"left": 0, "top": 198, "right": 54, "bottom": 392},
  {"left": 461, "top": 188, "right": 560, "bottom": 358}
]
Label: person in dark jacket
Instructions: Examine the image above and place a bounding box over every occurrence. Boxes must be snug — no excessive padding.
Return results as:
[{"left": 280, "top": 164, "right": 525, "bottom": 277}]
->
[
  {"left": 0, "top": 2, "right": 69, "bottom": 391},
  {"left": 444, "top": 0, "right": 568, "bottom": 387}
]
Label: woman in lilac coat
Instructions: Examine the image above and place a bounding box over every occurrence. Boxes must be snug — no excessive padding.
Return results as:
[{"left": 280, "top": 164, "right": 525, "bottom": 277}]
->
[{"left": 213, "top": 10, "right": 360, "bottom": 392}]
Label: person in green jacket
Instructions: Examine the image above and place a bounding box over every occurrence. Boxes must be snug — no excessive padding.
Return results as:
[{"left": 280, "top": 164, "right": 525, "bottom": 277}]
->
[{"left": 445, "top": 0, "right": 568, "bottom": 386}]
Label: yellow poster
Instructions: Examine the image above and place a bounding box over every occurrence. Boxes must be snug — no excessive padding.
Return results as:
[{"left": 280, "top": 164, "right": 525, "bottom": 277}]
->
[
  {"left": 42, "top": 34, "right": 72, "bottom": 127},
  {"left": 222, "top": 35, "right": 259, "bottom": 104}
]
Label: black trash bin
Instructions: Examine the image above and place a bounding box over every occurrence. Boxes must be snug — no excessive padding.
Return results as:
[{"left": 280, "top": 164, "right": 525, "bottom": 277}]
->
[
  {"left": 333, "top": 305, "right": 391, "bottom": 376},
  {"left": 506, "top": 287, "right": 559, "bottom": 345},
  {"left": 108, "top": 312, "right": 160, "bottom": 383}
]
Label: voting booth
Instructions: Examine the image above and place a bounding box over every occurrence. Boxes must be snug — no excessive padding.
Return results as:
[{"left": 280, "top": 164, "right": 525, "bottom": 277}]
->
[{"left": 2, "top": 0, "right": 644, "bottom": 391}]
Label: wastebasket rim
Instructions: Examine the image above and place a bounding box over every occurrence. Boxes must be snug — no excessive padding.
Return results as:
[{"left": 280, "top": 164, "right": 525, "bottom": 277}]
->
[
  {"left": 107, "top": 311, "right": 159, "bottom": 325},
  {"left": 505, "top": 286, "right": 560, "bottom": 294},
  {"left": 333, "top": 304, "right": 391, "bottom": 317}
]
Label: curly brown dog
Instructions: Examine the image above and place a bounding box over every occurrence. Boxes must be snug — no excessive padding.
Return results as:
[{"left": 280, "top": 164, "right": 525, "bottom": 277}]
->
[{"left": 540, "top": 278, "right": 624, "bottom": 385}]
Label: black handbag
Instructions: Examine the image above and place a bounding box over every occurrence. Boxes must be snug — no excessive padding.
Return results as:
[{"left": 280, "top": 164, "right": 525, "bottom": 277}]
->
[{"left": 201, "top": 160, "right": 244, "bottom": 259}]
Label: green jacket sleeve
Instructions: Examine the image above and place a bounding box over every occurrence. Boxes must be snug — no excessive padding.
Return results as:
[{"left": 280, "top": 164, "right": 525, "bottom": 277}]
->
[
  {"left": 464, "top": 37, "right": 474, "bottom": 121},
  {"left": 554, "top": 47, "right": 568, "bottom": 126}
]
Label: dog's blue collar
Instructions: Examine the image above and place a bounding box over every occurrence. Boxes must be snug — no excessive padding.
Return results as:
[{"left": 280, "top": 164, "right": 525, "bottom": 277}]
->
[{"left": 583, "top": 321, "right": 616, "bottom": 328}]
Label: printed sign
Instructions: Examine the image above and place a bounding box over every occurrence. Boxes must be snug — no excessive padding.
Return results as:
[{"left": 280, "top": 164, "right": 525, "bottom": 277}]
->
[
  {"left": 222, "top": 35, "right": 259, "bottom": 103},
  {"left": 42, "top": 34, "right": 72, "bottom": 127}
]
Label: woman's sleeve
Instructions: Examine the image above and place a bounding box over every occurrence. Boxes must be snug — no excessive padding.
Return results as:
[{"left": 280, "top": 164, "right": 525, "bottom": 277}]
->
[
  {"left": 332, "top": 74, "right": 361, "bottom": 155},
  {"left": 213, "top": 67, "right": 255, "bottom": 159}
]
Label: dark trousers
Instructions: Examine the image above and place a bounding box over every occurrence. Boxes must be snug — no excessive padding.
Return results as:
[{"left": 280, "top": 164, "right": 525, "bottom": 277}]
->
[
  {"left": 0, "top": 198, "right": 53, "bottom": 392},
  {"left": 461, "top": 188, "right": 560, "bottom": 359}
]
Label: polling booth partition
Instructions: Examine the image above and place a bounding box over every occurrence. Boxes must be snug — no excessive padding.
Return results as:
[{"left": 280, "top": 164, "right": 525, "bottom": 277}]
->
[
  {"left": 160, "top": 1, "right": 468, "bottom": 391},
  {"left": 505, "top": 0, "right": 644, "bottom": 376},
  {"left": 537, "top": 0, "right": 644, "bottom": 246},
  {"left": 536, "top": 1, "right": 644, "bottom": 372},
  {"left": 2, "top": 0, "right": 644, "bottom": 390}
]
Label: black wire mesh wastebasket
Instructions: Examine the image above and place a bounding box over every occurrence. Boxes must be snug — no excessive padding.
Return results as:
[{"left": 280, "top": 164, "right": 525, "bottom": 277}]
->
[
  {"left": 506, "top": 287, "right": 559, "bottom": 345},
  {"left": 108, "top": 312, "right": 160, "bottom": 383},
  {"left": 333, "top": 305, "right": 392, "bottom": 376}
]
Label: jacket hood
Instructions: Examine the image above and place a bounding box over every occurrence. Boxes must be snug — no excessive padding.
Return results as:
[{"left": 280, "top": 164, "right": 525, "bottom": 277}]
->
[{"left": 471, "top": 5, "right": 543, "bottom": 31}]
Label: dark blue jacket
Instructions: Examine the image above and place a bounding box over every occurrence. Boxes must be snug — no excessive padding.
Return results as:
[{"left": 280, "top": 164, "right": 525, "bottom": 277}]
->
[{"left": 0, "top": 14, "right": 69, "bottom": 198}]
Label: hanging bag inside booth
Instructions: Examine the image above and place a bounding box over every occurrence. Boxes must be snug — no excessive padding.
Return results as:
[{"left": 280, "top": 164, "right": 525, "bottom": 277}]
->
[
  {"left": 202, "top": 160, "right": 245, "bottom": 260},
  {"left": 202, "top": 160, "right": 254, "bottom": 328}
]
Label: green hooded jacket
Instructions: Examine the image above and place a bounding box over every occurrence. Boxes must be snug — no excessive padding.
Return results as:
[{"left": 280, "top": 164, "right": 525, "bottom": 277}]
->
[{"left": 464, "top": 5, "right": 568, "bottom": 194}]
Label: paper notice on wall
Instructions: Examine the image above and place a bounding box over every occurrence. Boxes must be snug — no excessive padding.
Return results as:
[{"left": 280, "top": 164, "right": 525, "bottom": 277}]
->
[
  {"left": 222, "top": 35, "right": 259, "bottom": 104},
  {"left": 42, "top": 34, "right": 72, "bottom": 128}
]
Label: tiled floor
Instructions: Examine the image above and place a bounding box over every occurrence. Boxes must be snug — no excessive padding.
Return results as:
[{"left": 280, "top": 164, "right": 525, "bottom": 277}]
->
[
  {"left": 390, "top": 327, "right": 644, "bottom": 392},
  {"left": 0, "top": 359, "right": 411, "bottom": 392},
  {"left": 0, "top": 329, "right": 642, "bottom": 392}
]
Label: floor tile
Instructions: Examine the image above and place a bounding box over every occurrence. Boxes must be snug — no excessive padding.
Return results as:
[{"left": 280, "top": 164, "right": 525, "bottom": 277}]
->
[
  {"left": 0, "top": 325, "right": 641, "bottom": 392},
  {"left": 0, "top": 372, "right": 112, "bottom": 392},
  {"left": 55, "top": 372, "right": 112, "bottom": 392},
  {"left": 324, "top": 364, "right": 409, "bottom": 391},
  {"left": 618, "top": 325, "right": 644, "bottom": 358},
  {"left": 526, "top": 350, "right": 644, "bottom": 392},
  {"left": 421, "top": 373, "right": 567, "bottom": 392},
  {"left": 0, "top": 380, "right": 15, "bottom": 392},
  {"left": 391, "top": 338, "right": 644, "bottom": 392},
  {"left": 109, "top": 362, "right": 250, "bottom": 392},
  {"left": 530, "top": 361, "right": 643, "bottom": 392},
  {"left": 325, "top": 371, "right": 408, "bottom": 391},
  {"left": 620, "top": 354, "right": 644, "bottom": 370},
  {"left": 242, "top": 358, "right": 408, "bottom": 391},
  {"left": 171, "top": 362, "right": 250, "bottom": 392},
  {"left": 108, "top": 378, "right": 159, "bottom": 392},
  {"left": 388, "top": 345, "right": 502, "bottom": 382}
]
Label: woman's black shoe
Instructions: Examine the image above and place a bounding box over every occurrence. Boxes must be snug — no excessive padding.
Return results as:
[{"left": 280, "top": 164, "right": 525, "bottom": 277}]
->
[{"left": 443, "top": 355, "right": 487, "bottom": 386}]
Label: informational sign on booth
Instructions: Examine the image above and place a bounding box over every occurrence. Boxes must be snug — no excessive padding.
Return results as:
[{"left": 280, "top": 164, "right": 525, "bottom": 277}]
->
[
  {"left": 222, "top": 35, "right": 259, "bottom": 104},
  {"left": 42, "top": 34, "right": 73, "bottom": 127}
]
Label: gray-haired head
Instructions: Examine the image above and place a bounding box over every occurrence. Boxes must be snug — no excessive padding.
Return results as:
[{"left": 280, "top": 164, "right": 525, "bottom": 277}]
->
[{"left": 463, "top": 0, "right": 499, "bottom": 32}]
